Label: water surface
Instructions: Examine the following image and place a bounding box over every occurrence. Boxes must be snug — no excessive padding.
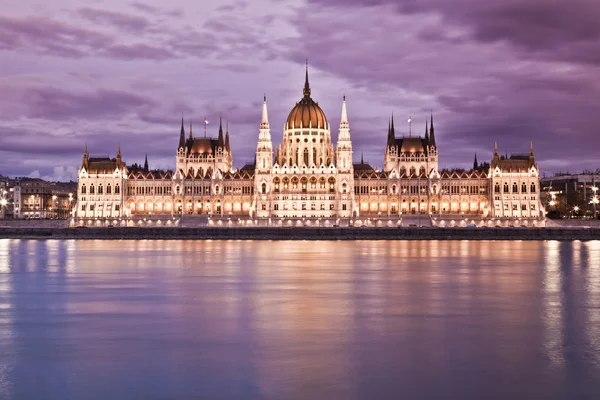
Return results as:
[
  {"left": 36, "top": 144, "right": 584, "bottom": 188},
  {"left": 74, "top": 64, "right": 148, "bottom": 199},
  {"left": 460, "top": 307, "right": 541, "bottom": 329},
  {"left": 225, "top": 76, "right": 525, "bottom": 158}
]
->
[{"left": 0, "top": 239, "right": 599, "bottom": 399}]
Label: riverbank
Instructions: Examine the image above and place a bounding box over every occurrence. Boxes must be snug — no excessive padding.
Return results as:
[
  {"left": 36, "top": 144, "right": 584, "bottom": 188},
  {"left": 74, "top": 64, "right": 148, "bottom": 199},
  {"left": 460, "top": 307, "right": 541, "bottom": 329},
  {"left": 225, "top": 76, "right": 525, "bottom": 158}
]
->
[{"left": 1, "top": 226, "right": 599, "bottom": 240}]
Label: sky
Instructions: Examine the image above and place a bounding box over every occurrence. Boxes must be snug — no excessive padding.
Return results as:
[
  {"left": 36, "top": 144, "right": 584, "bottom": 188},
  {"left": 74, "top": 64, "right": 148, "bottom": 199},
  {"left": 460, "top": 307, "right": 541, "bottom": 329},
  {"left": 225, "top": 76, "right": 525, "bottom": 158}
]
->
[{"left": 1, "top": 0, "right": 599, "bottom": 181}]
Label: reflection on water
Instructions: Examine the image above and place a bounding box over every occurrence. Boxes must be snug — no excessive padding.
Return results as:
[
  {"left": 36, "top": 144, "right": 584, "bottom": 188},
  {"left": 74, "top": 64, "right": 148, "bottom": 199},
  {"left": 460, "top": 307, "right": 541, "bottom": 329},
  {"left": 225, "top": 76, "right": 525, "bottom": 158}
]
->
[{"left": 0, "top": 239, "right": 599, "bottom": 399}]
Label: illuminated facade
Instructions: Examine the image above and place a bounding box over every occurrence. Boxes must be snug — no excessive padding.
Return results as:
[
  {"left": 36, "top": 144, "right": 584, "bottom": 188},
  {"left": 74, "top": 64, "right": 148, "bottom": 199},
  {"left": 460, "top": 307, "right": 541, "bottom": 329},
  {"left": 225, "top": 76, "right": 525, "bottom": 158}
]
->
[{"left": 75, "top": 67, "right": 544, "bottom": 226}]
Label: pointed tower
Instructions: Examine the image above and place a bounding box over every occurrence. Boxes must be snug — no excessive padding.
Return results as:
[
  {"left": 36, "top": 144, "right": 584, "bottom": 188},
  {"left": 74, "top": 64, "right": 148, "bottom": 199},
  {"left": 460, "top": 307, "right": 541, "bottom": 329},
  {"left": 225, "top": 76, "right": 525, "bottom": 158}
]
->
[
  {"left": 473, "top": 153, "right": 478, "bottom": 170},
  {"left": 189, "top": 120, "right": 193, "bottom": 140},
  {"left": 116, "top": 144, "right": 122, "bottom": 167},
  {"left": 429, "top": 111, "right": 436, "bottom": 147},
  {"left": 303, "top": 59, "right": 311, "bottom": 97},
  {"left": 217, "top": 114, "right": 224, "bottom": 149},
  {"left": 425, "top": 117, "right": 429, "bottom": 142},
  {"left": 387, "top": 118, "right": 395, "bottom": 147},
  {"left": 491, "top": 142, "right": 500, "bottom": 168},
  {"left": 528, "top": 141, "right": 536, "bottom": 169},
  {"left": 143, "top": 153, "right": 149, "bottom": 173},
  {"left": 254, "top": 95, "right": 273, "bottom": 218},
  {"left": 178, "top": 116, "right": 186, "bottom": 149},
  {"left": 82, "top": 144, "right": 89, "bottom": 170},
  {"left": 336, "top": 95, "right": 353, "bottom": 171},
  {"left": 256, "top": 95, "right": 273, "bottom": 172},
  {"left": 225, "top": 122, "right": 231, "bottom": 153}
]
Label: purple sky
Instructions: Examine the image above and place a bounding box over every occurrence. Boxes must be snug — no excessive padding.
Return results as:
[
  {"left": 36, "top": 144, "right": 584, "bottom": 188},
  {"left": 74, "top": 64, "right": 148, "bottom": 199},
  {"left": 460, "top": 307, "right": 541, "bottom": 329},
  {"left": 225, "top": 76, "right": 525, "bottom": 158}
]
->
[{"left": 1, "top": 0, "right": 599, "bottom": 181}]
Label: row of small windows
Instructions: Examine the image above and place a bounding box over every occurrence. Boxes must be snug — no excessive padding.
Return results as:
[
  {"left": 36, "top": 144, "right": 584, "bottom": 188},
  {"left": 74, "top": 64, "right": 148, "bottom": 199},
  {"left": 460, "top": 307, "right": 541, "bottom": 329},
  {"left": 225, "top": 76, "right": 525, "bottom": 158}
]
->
[
  {"left": 270, "top": 176, "right": 338, "bottom": 193},
  {"left": 270, "top": 203, "right": 337, "bottom": 211},
  {"left": 354, "top": 184, "right": 489, "bottom": 195},
  {"left": 440, "top": 185, "right": 488, "bottom": 195},
  {"left": 81, "top": 204, "right": 120, "bottom": 211},
  {"left": 494, "top": 182, "right": 536, "bottom": 194},
  {"left": 81, "top": 184, "right": 119, "bottom": 195},
  {"left": 128, "top": 186, "right": 173, "bottom": 196},
  {"left": 494, "top": 203, "right": 537, "bottom": 211}
]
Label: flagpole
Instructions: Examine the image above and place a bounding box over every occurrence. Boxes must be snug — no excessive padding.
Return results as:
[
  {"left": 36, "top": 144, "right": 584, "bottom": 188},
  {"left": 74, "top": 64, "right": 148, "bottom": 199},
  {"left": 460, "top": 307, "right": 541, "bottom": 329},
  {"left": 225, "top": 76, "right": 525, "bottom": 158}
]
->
[
  {"left": 408, "top": 116, "right": 412, "bottom": 137},
  {"left": 204, "top": 117, "right": 208, "bottom": 138}
]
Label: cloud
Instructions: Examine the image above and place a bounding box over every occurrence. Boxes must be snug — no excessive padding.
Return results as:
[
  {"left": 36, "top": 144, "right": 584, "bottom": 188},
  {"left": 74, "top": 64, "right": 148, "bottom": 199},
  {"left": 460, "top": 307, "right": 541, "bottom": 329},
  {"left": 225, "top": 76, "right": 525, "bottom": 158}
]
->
[
  {"left": 77, "top": 7, "right": 150, "bottom": 33},
  {"left": 0, "top": 15, "right": 113, "bottom": 58},
  {"left": 307, "top": 0, "right": 600, "bottom": 66},
  {"left": 23, "top": 86, "right": 156, "bottom": 121},
  {"left": 100, "top": 43, "right": 177, "bottom": 60}
]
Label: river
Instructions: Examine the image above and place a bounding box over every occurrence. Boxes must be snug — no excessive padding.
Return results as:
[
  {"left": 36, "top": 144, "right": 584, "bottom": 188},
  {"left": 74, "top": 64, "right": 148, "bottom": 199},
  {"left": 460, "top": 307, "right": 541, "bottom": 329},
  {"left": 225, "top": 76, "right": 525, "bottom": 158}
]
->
[{"left": 0, "top": 239, "right": 599, "bottom": 399}]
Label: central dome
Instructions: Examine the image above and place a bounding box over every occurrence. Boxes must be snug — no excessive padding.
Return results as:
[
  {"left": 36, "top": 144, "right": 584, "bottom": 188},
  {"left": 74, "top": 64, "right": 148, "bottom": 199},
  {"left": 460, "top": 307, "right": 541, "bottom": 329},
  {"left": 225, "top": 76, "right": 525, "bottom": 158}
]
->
[{"left": 285, "top": 66, "right": 328, "bottom": 130}]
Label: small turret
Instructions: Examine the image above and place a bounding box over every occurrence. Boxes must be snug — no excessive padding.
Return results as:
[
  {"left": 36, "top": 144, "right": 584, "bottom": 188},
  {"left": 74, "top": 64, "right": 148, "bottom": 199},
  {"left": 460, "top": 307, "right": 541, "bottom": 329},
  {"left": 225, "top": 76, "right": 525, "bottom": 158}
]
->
[
  {"left": 143, "top": 153, "right": 149, "bottom": 173},
  {"left": 473, "top": 153, "right": 478, "bottom": 170},
  {"left": 189, "top": 120, "right": 193, "bottom": 140}
]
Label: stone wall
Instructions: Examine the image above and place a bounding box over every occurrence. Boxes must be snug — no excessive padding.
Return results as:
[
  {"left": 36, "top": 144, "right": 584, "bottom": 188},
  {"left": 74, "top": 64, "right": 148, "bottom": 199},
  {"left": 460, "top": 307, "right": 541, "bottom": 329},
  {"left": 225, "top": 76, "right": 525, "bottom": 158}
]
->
[{"left": 1, "top": 226, "right": 598, "bottom": 241}]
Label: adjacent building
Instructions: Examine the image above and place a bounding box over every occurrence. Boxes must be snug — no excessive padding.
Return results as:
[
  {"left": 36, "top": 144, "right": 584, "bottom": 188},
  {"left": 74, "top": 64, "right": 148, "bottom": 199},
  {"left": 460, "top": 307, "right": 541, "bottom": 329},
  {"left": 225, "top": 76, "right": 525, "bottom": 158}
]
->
[{"left": 11, "top": 178, "right": 77, "bottom": 219}]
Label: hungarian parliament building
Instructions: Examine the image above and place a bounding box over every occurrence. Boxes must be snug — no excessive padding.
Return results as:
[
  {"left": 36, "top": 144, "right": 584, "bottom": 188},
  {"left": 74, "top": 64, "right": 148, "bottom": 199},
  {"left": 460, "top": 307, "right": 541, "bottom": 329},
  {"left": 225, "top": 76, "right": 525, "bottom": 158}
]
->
[{"left": 75, "top": 68, "right": 544, "bottom": 227}]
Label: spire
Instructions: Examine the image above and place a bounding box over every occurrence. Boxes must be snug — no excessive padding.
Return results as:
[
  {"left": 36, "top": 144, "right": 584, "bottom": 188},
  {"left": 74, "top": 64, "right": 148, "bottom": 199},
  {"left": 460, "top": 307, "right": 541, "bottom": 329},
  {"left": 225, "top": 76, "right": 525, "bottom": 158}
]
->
[
  {"left": 429, "top": 110, "right": 436, "bottom": 147},
  {"left": 260, "top": 95, "right": 269, "bottom": 129},
  {"left": 391, "top": 112, "right": 395, "bottom": 135},
  {"left": 340, "top": 95, "right": 349, "bottom": 129},
  {"left": 217, "top": 114, "right": 224, "bottom": 148},
  {"left": 82, "top": 144, "right": 89, "bottom": 169},
  {"left": 387, "top": 117, "right": 395, "bottom": 147},
  {"left": 116, "top": 144, "right": 122, "bottom": 167},
  {"left": 361, "top": 152, "right": 364, "bottom": 164},
  {"left": 491, "top": 143, "right": 499, "bottom": 167},
  {"left": 225, "top": 121, "right": 231, "bottom": 152},
  {"left": 179, "top": 116, "right": 185, "bottom": 148},
  {"left": 189, "top": 120, "right": 193, "bottom": 140},
  {"left": 425, "top": 117, "right": 429, "bottom": 141},
  {"left": 303, "top": 59, "right": 311, "bottom": 97},
  {"left": 473, "top": 153, "right": 478, "bottom": 170},
  {"left": 530, "top": 141, "right": 534, "bottom": 156},
  {"left": 143, "top": 153, "right": 148, "bottom": 172}
]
